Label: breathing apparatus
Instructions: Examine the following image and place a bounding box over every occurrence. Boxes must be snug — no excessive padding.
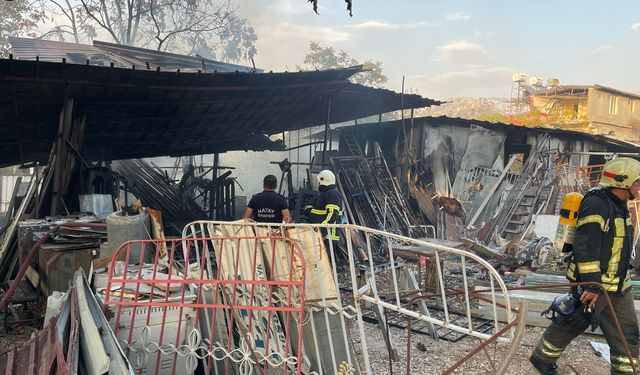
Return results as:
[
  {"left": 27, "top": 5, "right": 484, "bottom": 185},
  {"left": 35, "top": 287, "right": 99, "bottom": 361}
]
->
[
  {"left": 542, "top": 287, "right": 599, "bottom": 331},
  {"left": 543, "top": 292, "right": 580, "bottom": 320},
  {"left": 554, "top": 192, "right": 583, "bottom": 253}
]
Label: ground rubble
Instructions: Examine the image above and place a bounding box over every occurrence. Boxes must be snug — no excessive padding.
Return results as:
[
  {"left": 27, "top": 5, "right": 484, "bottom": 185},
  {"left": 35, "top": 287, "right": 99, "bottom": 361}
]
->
[{"left": 359, "top": 324, "right": 610, "bottom": 375}]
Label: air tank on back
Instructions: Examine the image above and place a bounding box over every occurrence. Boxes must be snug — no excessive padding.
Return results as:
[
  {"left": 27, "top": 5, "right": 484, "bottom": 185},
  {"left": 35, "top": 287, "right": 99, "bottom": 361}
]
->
[{"left": 554, "top": 192, "right": 584, "bottom": 253}]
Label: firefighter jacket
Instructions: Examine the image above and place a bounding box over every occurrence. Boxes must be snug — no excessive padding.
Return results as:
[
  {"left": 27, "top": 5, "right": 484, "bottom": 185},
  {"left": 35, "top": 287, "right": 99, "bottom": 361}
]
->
[
  {"left": 566, "top": 187, "right": 635, "bottom": 295},
  {"left": 306, "top": 185, "right": 343, "bottom": 241}
]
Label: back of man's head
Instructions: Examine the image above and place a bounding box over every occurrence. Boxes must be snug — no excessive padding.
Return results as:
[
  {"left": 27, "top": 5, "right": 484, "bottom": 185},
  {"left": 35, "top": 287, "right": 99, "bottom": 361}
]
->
[{"left": 263, "top": 174, "right": 278, "bottom": 190}]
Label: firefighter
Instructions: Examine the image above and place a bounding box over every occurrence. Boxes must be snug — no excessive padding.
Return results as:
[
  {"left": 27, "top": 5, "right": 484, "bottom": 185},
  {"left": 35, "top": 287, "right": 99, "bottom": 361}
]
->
[
  {"left": 305, "top": 170, "right": 344, "bottom": 253},
  {"left": 530, "top": 157, "right": 640, "bottom": 375},
  {"left": 242, "top": 174, "right": 292, "bottom": 223}
]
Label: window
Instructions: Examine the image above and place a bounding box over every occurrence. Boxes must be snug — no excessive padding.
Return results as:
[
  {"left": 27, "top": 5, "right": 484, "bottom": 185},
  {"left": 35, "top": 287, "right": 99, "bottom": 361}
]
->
[
  {"left": 630, "top": 99, "right": 638, "bottom": 113},
  {"left": 609, "top": 96, "right": 619, "bottom": 115}
]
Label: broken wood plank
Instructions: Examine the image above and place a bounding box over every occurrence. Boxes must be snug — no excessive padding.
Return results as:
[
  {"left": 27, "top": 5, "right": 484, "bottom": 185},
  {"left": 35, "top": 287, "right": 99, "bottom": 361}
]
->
[
  {"left": 0, "top": 170, "right": 38, "bottom": 273},
  {"left": 50, "top": 99, "right": 74, "bottom": 216}
]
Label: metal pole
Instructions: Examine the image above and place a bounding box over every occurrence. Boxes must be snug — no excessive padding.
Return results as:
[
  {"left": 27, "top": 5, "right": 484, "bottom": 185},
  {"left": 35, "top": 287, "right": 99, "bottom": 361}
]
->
[
  {"left": 308, "top": 127, "right": 312, "bottom": 173},
  {"left": 383, "top": 195, "right": 388, "bottom": 231},
  {"left": 322, "top": 99, "right": 332, "bottom": 167},
  {"left": 296, "top": 130, "right": 301, "bottom": 189},
  {"left": 440, "top": 282, "right": 638, "bottom": 375}
]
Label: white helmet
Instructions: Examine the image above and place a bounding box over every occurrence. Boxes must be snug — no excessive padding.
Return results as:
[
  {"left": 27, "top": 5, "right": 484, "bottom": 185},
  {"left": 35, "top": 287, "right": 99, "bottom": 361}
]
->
[{"left": 317, "top": 170, "right": 336, "bottom": 186}]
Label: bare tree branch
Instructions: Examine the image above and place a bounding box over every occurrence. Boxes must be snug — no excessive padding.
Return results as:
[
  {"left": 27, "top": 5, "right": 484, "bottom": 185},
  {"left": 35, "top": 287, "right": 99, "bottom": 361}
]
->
[
  {"left": 5, "top": 0, "right": 257, "bottom": 61},
  {"left": 80, "top": 0, "right": 121, "bottom": 43},
  {"left": 130, "top": 0, "right": 143, "bottom": 46}
]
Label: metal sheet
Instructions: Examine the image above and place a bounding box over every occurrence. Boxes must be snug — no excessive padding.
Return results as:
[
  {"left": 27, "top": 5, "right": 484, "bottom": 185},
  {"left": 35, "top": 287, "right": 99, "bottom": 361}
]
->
[
  {"left": 451, "top": 125, "right": 506, "bottom": 197},
  {"left": 76, "top": 269, "right": 134, "bottom": 374},
  {"left": 422, "top": 125, "right": 469, "bottom": 196},
  {"left": 79, "top": 194, "right": 114, "bottom": 220},
  {"left": 0, "top": 316, "right": 67, "bottom": 375}
]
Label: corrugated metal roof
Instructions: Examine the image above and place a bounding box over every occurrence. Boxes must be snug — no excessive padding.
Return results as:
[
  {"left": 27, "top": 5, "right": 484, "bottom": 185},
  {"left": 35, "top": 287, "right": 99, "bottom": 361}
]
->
[
  {"left": 530, "top": 85, "right": 590, "bottom": 97},
  {"left": 10, "top": 37, "right": 256, "bottom": 73},
  {"left": 314, "top": 116, "right": 640, "bottom": 152},
  {"left": 593, "top": 85, "right": 640, "bottom": 100},
  {"left": 0, "top": 52, "right": 439, "bottom": 167}
]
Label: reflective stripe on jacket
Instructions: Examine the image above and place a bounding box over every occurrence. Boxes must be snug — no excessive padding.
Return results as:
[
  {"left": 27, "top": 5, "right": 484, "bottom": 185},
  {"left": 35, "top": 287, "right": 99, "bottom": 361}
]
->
[
  {"left": 566, "top": 187, "right": 634, "bottom": 294},
  {"left": 307, "top": 185, "right": 343, "bottom": 241}
]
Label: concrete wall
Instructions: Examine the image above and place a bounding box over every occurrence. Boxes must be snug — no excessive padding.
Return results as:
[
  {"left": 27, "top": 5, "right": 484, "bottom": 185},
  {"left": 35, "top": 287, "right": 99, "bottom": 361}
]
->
[{"left": 586, "top": 87, "right": 640, "bottom": 141}]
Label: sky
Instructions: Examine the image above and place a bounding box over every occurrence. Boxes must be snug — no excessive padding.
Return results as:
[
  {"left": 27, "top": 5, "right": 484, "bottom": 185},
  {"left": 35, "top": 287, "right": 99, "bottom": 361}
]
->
[{"left": 236, "top": 0, "right": 640, "bottom": 100}]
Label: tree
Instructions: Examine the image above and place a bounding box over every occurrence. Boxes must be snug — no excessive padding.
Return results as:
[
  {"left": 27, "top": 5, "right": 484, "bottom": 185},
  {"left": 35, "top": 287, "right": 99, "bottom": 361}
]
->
[
  {"left": 1, "top": 0, "right": 257, "bottom": 61},
  {"left": 298, "top": 41, "right": 387, "bottom": 88},
  {"left": 0, "top": 0, "right": 46, "bottom": 57}
]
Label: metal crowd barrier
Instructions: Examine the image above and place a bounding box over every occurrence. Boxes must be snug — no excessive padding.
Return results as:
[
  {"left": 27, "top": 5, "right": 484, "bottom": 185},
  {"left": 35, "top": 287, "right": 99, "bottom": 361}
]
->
[
  {"left": 102, "top": 235, "right": 306, "bottom": 375},
  {"left": 182, "top": 221, "right": 516, "bottom": 374}
]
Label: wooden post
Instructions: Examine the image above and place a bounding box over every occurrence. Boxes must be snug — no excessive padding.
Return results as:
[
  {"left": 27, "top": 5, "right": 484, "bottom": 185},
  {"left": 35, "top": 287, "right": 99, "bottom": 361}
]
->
[{"left": 322, "top": 99, "right": 331, "bottom": 167}]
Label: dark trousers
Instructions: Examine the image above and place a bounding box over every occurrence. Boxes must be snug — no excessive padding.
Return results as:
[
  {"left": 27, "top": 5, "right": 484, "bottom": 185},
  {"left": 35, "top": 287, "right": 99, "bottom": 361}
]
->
[{"left": 532, "top": 289, "right": 639, "bottom": 374}]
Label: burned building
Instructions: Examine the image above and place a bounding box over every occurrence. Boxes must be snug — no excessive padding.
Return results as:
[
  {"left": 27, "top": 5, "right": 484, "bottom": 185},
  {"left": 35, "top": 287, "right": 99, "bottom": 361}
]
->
[
  {"left": 322, "top": 116, "right": 640, "bottom": 248},
  {"left": 1, "top": 38, "right": 640, "bottom": 375}
]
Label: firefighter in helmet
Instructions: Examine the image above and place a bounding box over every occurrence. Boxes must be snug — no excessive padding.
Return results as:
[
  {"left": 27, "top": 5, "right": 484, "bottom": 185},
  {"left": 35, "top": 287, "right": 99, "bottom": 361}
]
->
[
  {"left": 305, "top": 170, "right": 344, "bottom": 252},
  {"left": 531, "top": 157, "right": 640, "bottom": 375}
]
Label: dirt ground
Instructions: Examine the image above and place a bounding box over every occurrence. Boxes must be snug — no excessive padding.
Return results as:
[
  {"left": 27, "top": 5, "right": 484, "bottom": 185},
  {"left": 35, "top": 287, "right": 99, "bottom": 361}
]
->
[
  {"left": 0, "top": 306, "right": 42, "bottom": 357},
  {"left": 0, "top": 325, "right": 35, "bottom": 357},
  {"left": 357, "top": 323, "right": 611, "bottom": 375},
  {"left": 0, "top": 318, "right": 613, "bottom": 375}
]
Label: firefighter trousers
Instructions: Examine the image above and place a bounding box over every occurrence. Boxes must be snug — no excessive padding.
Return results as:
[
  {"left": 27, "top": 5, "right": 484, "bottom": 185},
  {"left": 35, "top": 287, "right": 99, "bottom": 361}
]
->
[{"left": 532, "top": 289, "right": 639, "bottom": 374}]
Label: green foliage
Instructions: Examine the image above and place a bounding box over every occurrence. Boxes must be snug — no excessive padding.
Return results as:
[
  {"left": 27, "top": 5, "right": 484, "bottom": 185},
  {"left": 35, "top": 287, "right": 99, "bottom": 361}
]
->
[
  {"left": 299, "top": 41, "right": 388, "bottom": 87},
  {"left": 0, "top": 0, "right": 46, "bottom": 57}
]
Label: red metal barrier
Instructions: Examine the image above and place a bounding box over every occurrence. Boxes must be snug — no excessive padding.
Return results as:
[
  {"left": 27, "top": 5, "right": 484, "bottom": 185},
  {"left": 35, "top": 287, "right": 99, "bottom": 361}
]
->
[
  {"left": 574, "top": 164, "right": 604, "bottom": 187},
  {"left": 102, "top": 235, "right": 306, "bottom": 375}
]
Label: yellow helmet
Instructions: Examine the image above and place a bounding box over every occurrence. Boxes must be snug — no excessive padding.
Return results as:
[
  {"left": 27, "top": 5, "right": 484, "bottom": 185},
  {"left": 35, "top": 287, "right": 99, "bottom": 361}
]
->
[{"left": 599, "top": 157, "right": 640, "bottom": 189}]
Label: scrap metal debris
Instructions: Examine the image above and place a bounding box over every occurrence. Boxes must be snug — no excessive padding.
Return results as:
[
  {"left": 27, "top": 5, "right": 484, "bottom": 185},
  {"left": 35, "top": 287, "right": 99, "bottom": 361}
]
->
[{"left": 113, "top": 159, "right": 205, "bottom": 233}]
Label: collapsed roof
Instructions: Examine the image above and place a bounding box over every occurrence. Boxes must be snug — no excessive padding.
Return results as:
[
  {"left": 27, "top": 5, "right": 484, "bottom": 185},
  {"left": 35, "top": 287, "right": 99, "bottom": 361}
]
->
[
  {"left": 0, "top": 38, "right": 441, "bottom": 168},
  {"left": 310, "top": 115, "right": 640, "bottom": 152}
]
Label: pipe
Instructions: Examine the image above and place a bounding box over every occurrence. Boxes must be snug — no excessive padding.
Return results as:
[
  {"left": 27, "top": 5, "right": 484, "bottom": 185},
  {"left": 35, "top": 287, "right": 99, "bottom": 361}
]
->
[
  {"left": 442, "top": 318, "right": 519, "bottom": 375},
  {"left": 322, "top": 99, "right": 331, "bottom": 167},
  {"left": 401, "top": 281, "right": 636, "bottom": 374},
  {"left": 469, "top": 282, "right": 637, "bottom": 375}
]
